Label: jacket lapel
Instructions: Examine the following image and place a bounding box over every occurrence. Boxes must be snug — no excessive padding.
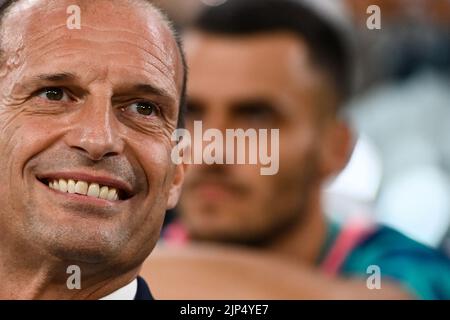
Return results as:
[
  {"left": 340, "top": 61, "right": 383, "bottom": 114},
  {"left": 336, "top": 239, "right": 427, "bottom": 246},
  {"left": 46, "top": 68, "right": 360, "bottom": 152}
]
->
[{"left": 134, "top": 276, "right": 154, "bottom": 300}]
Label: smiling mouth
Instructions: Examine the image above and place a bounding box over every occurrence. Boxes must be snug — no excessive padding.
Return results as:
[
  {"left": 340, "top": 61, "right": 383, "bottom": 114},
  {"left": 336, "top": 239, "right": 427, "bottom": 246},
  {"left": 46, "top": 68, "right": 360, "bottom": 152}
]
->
[{"left": 37, "top": 177, "right": 132, "bottom": 201}]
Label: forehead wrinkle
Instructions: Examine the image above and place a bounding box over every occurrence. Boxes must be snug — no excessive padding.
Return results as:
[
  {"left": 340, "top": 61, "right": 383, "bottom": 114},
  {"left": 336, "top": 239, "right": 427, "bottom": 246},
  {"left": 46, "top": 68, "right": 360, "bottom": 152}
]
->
[
  {"left": 76, "top": 0, "right": 181, "bottom": 68},
  {"left": 31, "top": 24, "right": 176, "bottom": 63},
  {"left": 23, "top": 29, "right": 177, "bottom": 89},
  {"left": 28, "top": 37, "right": 174, "bottom": 80},
  {"left": 26, "top": 23, "right": 175, "bottom": 68},
  {"left": 23, "top": 18, "right": 179, "bottom": 88}
]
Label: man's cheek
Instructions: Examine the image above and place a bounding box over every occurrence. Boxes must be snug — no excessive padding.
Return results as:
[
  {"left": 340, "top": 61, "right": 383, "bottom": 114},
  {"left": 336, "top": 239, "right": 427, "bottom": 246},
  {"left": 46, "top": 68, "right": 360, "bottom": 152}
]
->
[
  {"left": 138, "top": 140, "right": 173, "bottom": 183},
  {"left": 0, "top": 119, "right": 24, "bottom": 177}
]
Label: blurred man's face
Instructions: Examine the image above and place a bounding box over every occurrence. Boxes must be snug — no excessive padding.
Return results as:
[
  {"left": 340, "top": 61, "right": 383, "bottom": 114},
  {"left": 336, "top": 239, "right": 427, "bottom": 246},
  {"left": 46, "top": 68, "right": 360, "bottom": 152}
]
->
[
  {"left": 180, "top": 32, "right": 340, "bottom": 244},
  {"left": 0, "top": 0, "right": 184, "bottom": 265}
]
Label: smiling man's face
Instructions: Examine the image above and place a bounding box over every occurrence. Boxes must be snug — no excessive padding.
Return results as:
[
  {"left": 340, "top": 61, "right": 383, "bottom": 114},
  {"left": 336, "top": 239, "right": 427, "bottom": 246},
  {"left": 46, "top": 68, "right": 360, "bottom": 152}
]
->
[{"left": 0, "top": 0, "right": 184, "bottom": 265}]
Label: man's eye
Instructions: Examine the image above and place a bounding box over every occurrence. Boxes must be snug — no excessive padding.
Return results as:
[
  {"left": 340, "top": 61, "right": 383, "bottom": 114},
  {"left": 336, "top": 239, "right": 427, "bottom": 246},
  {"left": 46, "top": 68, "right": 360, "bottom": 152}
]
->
[
  {"left": 37, "top": 87, "right": 70, "bottom": 101},
  {"left": 186, "top": 100, "right": 204, "bottom": 120},
  {"left": 125, "top": 101, "right": 158, "bottom": 117}
]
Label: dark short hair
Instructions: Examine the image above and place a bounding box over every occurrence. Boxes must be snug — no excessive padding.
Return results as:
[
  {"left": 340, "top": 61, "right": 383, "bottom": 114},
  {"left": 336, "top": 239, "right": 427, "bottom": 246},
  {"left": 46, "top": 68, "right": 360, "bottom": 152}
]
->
[
  {"left": 192, "top": 0, "right": 352, "bottom": 109},
  {"left": 0, "top": 0, "right": 187, "bottom": 128}
]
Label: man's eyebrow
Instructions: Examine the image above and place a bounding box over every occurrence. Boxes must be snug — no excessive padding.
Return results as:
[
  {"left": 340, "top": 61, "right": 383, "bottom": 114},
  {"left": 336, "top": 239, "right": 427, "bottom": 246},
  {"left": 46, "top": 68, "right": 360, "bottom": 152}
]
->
[
  {"left": 36, "top": 72, "right": 77, "bottom": 82},
  {"left": 120, "top": 84, "right": 175, "bottom": 104},
  {"left": 231, "top": 99, "right": 278, "bottom": 111},
  {"left": 130, "top": 84, "right": 171, "bottom": 97}
]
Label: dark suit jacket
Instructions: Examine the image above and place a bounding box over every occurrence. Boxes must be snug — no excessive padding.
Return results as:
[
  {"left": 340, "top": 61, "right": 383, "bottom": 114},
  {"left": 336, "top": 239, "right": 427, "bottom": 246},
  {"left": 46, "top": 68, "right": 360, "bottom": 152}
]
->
[{"left": 134, "top": 276, "right": 154, "bottom": 300}]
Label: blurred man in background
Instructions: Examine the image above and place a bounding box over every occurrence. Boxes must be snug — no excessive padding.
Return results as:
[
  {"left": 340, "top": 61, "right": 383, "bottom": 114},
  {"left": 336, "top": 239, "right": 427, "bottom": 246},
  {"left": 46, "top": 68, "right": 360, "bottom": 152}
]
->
[{"left": 142, "top": 0, "right": 450, "bottom": 299}]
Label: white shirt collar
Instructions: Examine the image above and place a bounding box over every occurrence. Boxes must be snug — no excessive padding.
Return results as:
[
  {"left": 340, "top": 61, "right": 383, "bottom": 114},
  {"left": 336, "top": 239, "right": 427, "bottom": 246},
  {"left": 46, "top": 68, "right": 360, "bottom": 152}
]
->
[{"left": 100, "top": 279, "right": 138, "bottom": 300}]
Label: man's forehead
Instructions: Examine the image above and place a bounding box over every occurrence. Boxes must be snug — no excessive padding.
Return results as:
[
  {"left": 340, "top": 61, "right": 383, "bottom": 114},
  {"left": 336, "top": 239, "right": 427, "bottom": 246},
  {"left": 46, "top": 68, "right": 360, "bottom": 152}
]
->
[
  {"left": 186, "top": 31, "right": 309, "bottom": 58},
  {"left": 186, "top": 32, "right": 315, "bottom": 78},
  {"left": 1, "top": 0, "right": 184, "bottom": 95},
  {"left": 2, "top": 0, "right": 174, "bottom": 46},
  {"left": 186, "top": 32, "right": 321, "bottom": 92}
]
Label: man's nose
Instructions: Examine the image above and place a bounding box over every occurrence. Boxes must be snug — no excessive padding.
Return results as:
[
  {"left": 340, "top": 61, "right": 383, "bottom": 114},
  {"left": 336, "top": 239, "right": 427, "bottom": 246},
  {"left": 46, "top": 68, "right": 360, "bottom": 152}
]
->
[
  {"left": 64, "top": 96, "right": 124, "bottom": 161},
  {"left": 199, "top": 112, "right": 230, "bottom": 165}
]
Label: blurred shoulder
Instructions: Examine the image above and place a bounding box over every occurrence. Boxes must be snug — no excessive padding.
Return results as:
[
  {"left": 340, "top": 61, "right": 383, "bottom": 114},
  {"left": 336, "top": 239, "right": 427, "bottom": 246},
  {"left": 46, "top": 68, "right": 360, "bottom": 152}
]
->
[{"left": 343, "top": 225, "right": 450, "bottom": 299}]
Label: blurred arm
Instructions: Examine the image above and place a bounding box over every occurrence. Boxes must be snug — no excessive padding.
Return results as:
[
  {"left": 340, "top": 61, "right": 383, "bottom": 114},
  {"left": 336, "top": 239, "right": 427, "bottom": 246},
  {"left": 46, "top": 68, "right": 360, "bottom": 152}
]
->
[{"left": 140, "top": 243, "right": 413, "bottom": 300}]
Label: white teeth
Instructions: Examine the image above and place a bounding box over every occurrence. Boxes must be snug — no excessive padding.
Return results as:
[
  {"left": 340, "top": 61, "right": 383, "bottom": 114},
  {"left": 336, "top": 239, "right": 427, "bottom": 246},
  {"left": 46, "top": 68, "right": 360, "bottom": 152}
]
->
[
  {"left": 59, "top": 179, "right": 68, "bottom": 193},
  {"left": 107, "top": 188, "right": 117, "bottom": 201},
  {"left": 47, "top": 178, "right": 121, "bottom": 201},
  {"left": 87, "top": 183, "right": 100, "bottom": 198},
  {"left": 99, "top": 186, "right": 109, "bottom": 200},
  {"left": 75, "top": 181, "right": 88, "bottom": 195},
  {"left": 67, "top": 179, "right": 76, "bottom": 194}
]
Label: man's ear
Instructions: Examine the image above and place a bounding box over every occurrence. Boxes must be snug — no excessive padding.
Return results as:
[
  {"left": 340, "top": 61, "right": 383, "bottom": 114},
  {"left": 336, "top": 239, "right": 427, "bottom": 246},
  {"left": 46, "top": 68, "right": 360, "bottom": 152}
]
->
[
  {"left": 167, "top": 131, "right": 191, "bottom": 209},
  {"left": 167, "top": 162, "right": 188, "bottom": 210},
  {"left": 318, "top": 120, "right": 354, "bottom": 180}
]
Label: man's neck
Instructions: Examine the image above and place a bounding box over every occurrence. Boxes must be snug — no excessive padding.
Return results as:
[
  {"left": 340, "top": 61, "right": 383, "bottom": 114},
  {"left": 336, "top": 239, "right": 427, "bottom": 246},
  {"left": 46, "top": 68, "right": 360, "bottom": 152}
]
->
[{"left": 265, "top": 190, "right": 328, "bottom": 266}]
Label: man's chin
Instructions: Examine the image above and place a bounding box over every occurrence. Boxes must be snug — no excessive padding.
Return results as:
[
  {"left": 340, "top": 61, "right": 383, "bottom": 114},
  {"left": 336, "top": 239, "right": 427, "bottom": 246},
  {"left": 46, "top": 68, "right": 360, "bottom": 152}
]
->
[
  {"left": 24, "top": 214, "right": 130, "bottom": 264},
  {"left": 49, "top": 241, "right": 122, "bottom": 264},
  {"left": 49, "top": 233, "right": 128, "bottom": 264},
  {"left": 188, "top": 224, "right": 263, "bottom": 245}
]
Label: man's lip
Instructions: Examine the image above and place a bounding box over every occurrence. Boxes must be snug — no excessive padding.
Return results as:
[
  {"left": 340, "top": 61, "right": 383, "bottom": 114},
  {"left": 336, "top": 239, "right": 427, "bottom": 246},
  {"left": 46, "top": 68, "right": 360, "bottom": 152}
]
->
[
  {"left": 35, "top": 171, "right": 134, "bottom": 198},
  {"left": 191, "top": 182, "right": 237, "bottom": 198}
]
